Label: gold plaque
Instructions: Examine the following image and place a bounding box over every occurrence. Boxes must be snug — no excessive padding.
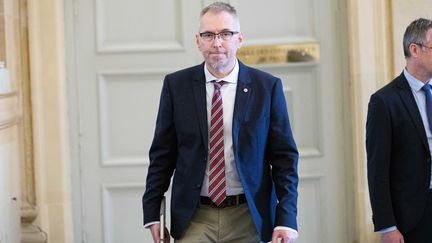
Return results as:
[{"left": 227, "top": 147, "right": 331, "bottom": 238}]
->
[{"left": 237, "top": 42, "right": 320, "bottom": 65}]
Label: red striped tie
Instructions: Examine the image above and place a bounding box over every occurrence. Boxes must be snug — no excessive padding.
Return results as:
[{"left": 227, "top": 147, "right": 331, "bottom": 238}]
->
[{"left": 208, "top": 81, "right": 227, "bottom": 205}]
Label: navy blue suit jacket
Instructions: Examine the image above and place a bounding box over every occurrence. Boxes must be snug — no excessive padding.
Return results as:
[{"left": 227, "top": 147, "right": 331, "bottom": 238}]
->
[
  {"left": 143, "top": 61, "right": 299, "bottom": 241},
  {"left": 366, "top": 72, "right": 432, "bottom": 233}
]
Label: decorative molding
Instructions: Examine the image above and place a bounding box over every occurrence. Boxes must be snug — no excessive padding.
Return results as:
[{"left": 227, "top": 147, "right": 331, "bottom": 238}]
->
[
  {"left": 299, "top": 173, "right": 323, "bottom": 180},
  {"left": 95, "top": 0, "right": 185, "bottom": 53},
  {"left": 236, "top": 0, "right": 319, "bottom": 45},
  {"left": 283, "top": 85, "right": 323, "bottom": 158},
  {"left": 252, "top": 61, "right": 319, "bottom": 70},
  {"left": 102, "top": 157, "right": 149, "bottom": 167},
  {"left": 0, "top": 90, "right": 18, "bottom": 98},
  {"left": 297, "top": 174, "right": 324, "bottom": 243},
  {"left": 244, "top": 37, "right": 319, "bottom": 47},
  {"left": 102, "top": 182, "right": 145, "bottom": 189},
  {"left": 373, "top": 0, "right": 395, "bottom": 87},
  {"left": 0, "top": 115, "right": 20, "bottom": 130},
  {"left": 97, "top": 69, "right": 169, "bottom": 167},
  {"left": 299, "top": 147, "right": 322, "bottom": 157},
  {"left": 17, "top": 0, "right": 46, "bottom": 242},
  {"left": 283, "top": 86, "right": 294, "bottom": 128},
  {"left": 19, "top": 0, "right": 36, "bottom": 207},
  {"left": 97, "top": 42, "right": 185, "bottom": 54},
  {"left": 101, "top": 183, "right": 145, "bottom": 243},
  {"left": 21, "top": 202, "right": 47, "bottom": 243},
  {"left": 97, "top": 68, "right": 175, "bottom": 76},
  {"left": 0, "top": 0, "right": 5, "bottom": 62},
  {"left": 280, "top": 65, "right": 322, "bottom": 158}
]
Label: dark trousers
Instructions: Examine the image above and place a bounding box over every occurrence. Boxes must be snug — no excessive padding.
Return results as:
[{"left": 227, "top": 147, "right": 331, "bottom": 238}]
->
[{"left": 404, "top": 190, "right": 432, "bottom": 243}]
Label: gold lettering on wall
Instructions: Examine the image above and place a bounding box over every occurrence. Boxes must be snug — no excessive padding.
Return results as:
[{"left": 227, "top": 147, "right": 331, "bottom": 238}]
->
[{"left": 237, "top": 42, "right": 320, "bottom": 65}]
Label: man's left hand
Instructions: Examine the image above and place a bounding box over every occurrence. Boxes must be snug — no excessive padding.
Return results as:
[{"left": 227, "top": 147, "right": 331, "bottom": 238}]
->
[{"left": 272, "top": 229, "right": 298, "bottom": 243}]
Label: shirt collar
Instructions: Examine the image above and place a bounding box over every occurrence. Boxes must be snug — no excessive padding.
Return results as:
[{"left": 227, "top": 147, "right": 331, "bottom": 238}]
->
[
  {"left": 404, "top": 68, "right": 432, "bottom": 91},
  {"left": 204, "top": 59, "right": 239, "bottom": 84}
]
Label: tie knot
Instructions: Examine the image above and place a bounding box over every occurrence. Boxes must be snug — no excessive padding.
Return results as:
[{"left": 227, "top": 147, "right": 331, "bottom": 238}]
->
[
  {"left": 213, "top": 81, "right": 226, "bottom": 90},
  {"left": 422, "top": 84, "right": 431, "bottom": 93}
]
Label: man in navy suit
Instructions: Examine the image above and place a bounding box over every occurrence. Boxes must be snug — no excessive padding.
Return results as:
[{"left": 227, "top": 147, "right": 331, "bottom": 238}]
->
[
  {"left": 366, "top": 18, "right": 432, "bottom": 243},
  {"left": 143, "top": 2, "right": 299, "bottom": 242}
]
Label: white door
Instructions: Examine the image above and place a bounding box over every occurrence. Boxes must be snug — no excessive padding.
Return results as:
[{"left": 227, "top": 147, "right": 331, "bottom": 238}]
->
[{"left": 67, "top": 0, "right": 350, "bottom": 242}]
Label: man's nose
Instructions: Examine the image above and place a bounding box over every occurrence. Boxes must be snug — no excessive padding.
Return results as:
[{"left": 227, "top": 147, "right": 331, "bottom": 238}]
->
[{"left": 212, "top": 35, "right": 223, "bottom": 46}]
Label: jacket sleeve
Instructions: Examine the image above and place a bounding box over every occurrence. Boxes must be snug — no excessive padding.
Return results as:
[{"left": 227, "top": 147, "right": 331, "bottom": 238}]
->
[
  {"left": 142, "top": 76, "right": 177, "bottom": 225},
  {"left": 266, "top": 79, "right": 299, "bottom": 230},
  {"left": 366, "top": 93, "right": 396, "bottom": 231}
]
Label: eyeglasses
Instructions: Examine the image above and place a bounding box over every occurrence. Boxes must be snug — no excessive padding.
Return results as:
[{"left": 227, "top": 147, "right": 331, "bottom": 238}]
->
[
  {"left": 413, "top": 43, "right": 432, "bottom": 50},
  {"left": 199, "top": 31, "right": 239, "bottom": 41}
]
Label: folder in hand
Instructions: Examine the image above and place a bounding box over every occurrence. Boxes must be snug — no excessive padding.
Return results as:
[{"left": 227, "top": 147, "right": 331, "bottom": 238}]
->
[{"left": 160, "top": 196, "right": 166, "bottom": 243}]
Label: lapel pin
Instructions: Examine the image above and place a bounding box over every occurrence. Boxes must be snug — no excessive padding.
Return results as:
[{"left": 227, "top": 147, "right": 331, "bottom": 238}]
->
[{"left": 243, "top": 88, "right": 248, "bottom": 93}]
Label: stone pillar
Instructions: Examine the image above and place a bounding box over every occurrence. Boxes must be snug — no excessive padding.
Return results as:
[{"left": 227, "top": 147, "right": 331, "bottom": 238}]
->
[
  {"left": 21, "top": 203, "right": 47, "bottom": 243},
  {"left": 1, "top": 0, "right": 47, "bottom": 242},
  {"left": 16, "top": 0, "right": 48, "bottom": 242},
  {"left": 346, "top": 0, "right": 394, "bottom": 242}
]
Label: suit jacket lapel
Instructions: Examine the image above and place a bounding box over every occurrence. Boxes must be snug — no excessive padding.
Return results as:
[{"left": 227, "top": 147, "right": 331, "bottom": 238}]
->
[
  {"left": 191, "top": 63, "right": 208, "bottom": 147},
  {"left": 233, "top": 62, "right": 252, "bottom": 145},
  {"left": 397, "top": 73, "right": 429, "bottom": 151}
]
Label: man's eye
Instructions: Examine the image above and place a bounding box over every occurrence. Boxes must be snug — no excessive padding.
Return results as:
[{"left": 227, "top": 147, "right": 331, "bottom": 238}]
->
[
  {"left": 221, "top": 32, "right": 231, "bottom": 38},
  {"left": 202, "top": 33, "right": 214, "bottom": 38}
]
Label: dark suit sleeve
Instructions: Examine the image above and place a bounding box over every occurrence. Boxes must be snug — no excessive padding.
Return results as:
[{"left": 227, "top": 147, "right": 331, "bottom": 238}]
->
[
  {"left": 366, "top": 93, "right": 396, "bottom": 231},
  {"left": 142, "top": 76, "right": 177, "bottom": 225},
  {"left": 266, "top": 79, "right": 299, "bottom": 230}
]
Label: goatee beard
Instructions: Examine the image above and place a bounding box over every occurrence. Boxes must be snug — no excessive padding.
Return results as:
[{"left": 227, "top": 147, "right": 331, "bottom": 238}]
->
[{"left": 209, "top": 60, "right": 228, "bottom": 73}]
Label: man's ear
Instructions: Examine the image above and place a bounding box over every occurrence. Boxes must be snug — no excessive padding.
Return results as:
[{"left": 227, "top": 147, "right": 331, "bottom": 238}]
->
[
  {"left": 237, "top": 32, "right": 244, "bottom": 48},
  {"left": 195, "top": 34, "right": 201, "bottom": 49},
  {"left": 409, "top": 43, "right": 420, "bottom": 58}
]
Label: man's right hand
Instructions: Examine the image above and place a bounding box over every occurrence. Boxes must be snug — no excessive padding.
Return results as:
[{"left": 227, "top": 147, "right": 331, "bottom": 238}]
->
[
  {"left": 149, "top": 223, "right": 170, "bottom": 243},
  {"left": 381, "top": 229, "right": 404, "bottom": 243}
]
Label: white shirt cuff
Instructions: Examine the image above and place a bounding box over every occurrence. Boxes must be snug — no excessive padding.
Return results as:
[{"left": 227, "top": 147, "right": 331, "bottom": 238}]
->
[
  {"left": 379, "top": 226, "right": 397, "bottom": 234},
  {"left": 144, "top": 221, "right": 159, "bottom": 229},
  {"left": 274, "top": 226, "right": 298, "bottom": 237}
]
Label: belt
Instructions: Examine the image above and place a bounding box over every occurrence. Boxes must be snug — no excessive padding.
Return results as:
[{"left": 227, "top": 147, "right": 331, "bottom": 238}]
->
[{"left": 199, "top": 194, "right": 246, "bottom": 208}]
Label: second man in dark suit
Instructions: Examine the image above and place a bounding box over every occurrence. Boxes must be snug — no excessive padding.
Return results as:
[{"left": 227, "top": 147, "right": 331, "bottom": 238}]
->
[{"left": 366, "top": 18, "right": 432, "bottom": 243}]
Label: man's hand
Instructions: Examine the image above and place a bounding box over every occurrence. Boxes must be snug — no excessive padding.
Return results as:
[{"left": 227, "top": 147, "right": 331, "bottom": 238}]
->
[
  {"left": 381, "top": 230, "right": 404, "bottom": 243},
  {"left": 149, "top": 223, "right": 170, "bottom": 243},
  {"left": 272, "top": 229, "right": 298, "bottom": 243}
]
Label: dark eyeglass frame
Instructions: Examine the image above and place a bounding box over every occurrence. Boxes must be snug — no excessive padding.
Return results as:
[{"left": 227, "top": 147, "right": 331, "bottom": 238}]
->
[
  {"left": 413, "top": 42, "right": 432, "bottom": 50},
  {"left": 199, "top": 31, "right": 239, "bottom": 41}
]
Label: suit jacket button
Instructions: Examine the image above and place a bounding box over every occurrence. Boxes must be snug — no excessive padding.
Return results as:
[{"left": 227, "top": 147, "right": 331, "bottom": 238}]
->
[{"left": 196, "top": 184, "right": 201, "bottom": 189}]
